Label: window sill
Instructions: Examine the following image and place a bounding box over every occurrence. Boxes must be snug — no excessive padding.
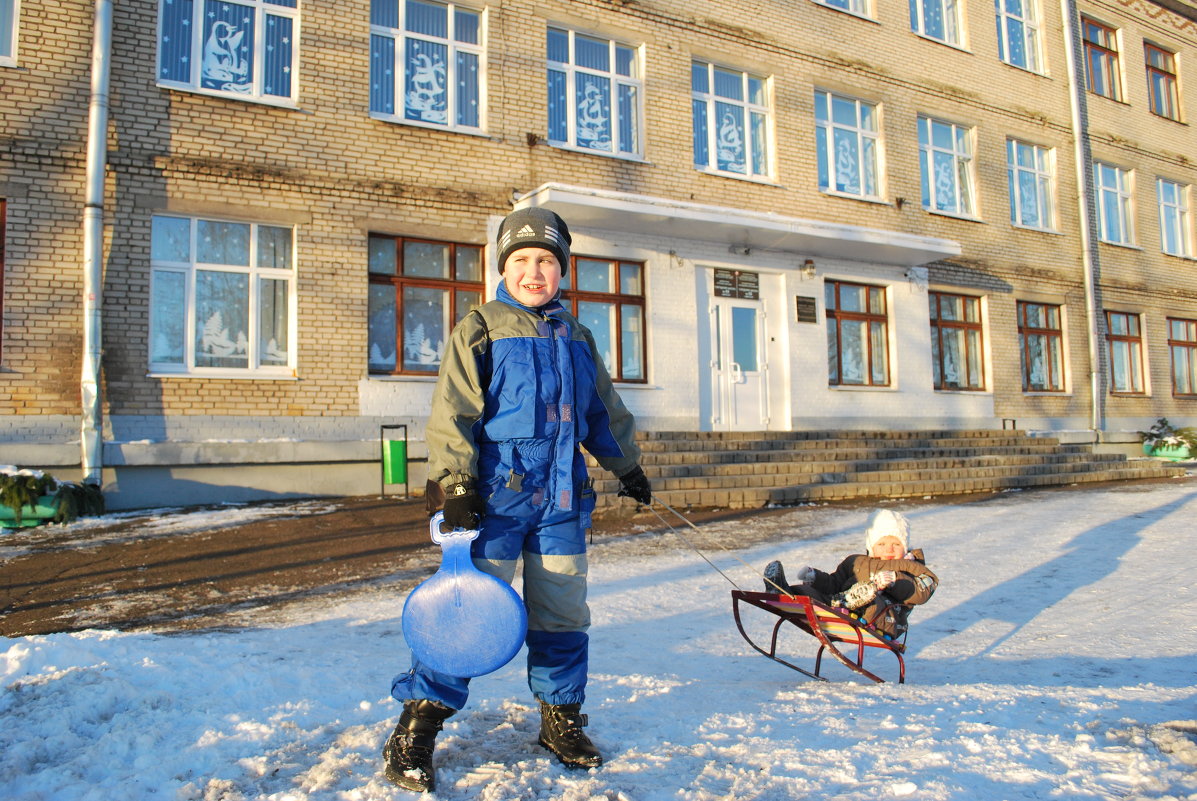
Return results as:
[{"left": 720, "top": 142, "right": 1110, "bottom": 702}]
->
[
  {"left": 1011, "top": 223, "right": 1062, "bottom": 235},
  {"left": 546, "top": 142, "right": 649, "bottom": 164},
  {"left": 912, "top": 32, "right": 971, "bottom": 54},
  {"left": 370, "top": 113, "right": 490, "bottom": 138},
  {"left": 1098, "top": 239, "right": 1143, "bottom": 251},
  {"left": 934, "top": 387, "right": 991, "bottom": 395},
  {"left": 925, "top": 208, "right": 984, "bottom": 224},
  {"left": 1021, "top": 390, "right": 1070, "bottom": 396},
  {"left": 1086, "top": 90, "right": 1129, "bottom": 106},
  {"left": 0, "top": 58, "right": 16, "bottom": 69},
  {"left": 1148, "top": 111, "right": 1186, "bottom": 125},
  {"left": 999, "top": 60, "right": 1048, "bottom": 78},
  {"left": 368, "top": 373, "right": 438, "bottom": 382},
  {"left": 828, "top": 384, "right": 896, "bottom": 391},
  {"left": 695, "top": 168, "right": 780, "bottom": 187},
  {"left": 1110, "top": 392, "right": 1148, "bottom": 398},
  {"left": 819, "top": 189, "right": 890, "bottom": 205},
  {"left": 810, "top": 1, "right": 879, "bottom": 24},
  {"left": 158, "top": 83, "right": 300, "bottom": 111},
  {"left": 148, "top": 371, "right": 298, "bottom": 380},
  {"left": 1161, "top": 250, "right": 1197, "bottom": 261}
]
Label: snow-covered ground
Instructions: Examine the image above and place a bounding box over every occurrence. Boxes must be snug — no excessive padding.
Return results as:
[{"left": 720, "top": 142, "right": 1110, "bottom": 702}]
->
[{"left": 4, "top": 480, "right": 1197, "bottom": 800}]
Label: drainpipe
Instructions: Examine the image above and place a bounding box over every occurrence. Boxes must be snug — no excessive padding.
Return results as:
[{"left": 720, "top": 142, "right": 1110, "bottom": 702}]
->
[
  {"left": 81, "top": 0, "right": 113, "bottom": 485},
  {"left": 1059, "top": 0, "right": 1103, "bottom": 437}
]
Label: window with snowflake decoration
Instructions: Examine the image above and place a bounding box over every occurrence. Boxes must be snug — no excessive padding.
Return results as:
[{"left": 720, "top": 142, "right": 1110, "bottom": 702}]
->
[
  {"left": 547, "top": 27, "right": 642, "bottom": 157},
  {"left": 157, "top": 0, "right": 298, "bottom": 104},
  {"left": 150, "top": 215, "right": 296, "bottom": 375},
  {"left": 815, "top": 89, "right": 880, "bottom": 199},
  {"left": 370, "top": 0, "right": 483, "bottom": 132}
]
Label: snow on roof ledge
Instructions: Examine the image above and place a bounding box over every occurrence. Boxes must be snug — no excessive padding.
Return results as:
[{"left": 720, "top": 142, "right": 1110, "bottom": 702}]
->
[{"left": 513, "top": 182, "right": 962, "bottom": 267}]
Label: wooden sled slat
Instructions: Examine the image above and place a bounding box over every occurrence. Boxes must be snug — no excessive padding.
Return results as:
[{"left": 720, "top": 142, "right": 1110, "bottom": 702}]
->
[{"left": 732, "top": 590, "right": 908, "bottom": 683}]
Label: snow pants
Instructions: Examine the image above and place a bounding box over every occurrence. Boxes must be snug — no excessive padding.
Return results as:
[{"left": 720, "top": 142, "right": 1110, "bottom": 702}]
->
[{"left": 391, "top": 501, "right": 592, "bottom": 711}]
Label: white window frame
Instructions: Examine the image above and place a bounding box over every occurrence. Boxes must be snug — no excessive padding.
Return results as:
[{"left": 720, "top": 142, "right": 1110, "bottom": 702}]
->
[
  {"left": 1007, "top": 138, "right": 1054, "bottom": 231},
  {"left": 1158, "top": 177, "right": 1192, "bottom": 258},
  {"left": 547, "top": 27, "right": 644, "bottom": 159},
  {"left": 1095, "top": 161, "right": 1134, "bottom": 245},
  {"left": 918, "top": 115, "right": 976, "bottom": 217},
  {"left": 0, "top": 0, "right": 17, "bottom": 66},
  {"left": 156, "top": 0, "right": 300, "bottom": 107},
  {"left": 149, "top": 214, "right": 298, "bottom": 377},
  {"left": 813, "top": 0, "right": 870, "bottom": 18},
  {"left": 995, "top": 0, "right": 1041, "bottom": 72},
  {"left": 369, "top": 0, "right": 485, "bottom": 134},
  {"left": 815, "top": 89, "right": 883, "bottom": 200},
  {"left": 692, "top": 60, "right": 773, "bottom": 180},
  {"left": 910, "top": 0, "right": 962, "bottom": 46}
]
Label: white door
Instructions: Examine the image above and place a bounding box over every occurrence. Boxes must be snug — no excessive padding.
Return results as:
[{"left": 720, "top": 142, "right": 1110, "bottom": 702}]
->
[{"left": 709, "top": 296, "right": 769, "bottom": 431}]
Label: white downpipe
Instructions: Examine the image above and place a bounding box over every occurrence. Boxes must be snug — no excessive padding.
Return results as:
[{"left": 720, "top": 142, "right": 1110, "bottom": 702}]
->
[
  {"left": 81, "top": 0, "right": 113, "bottom": 485},
  {"left": 1060, "top": 0, "right": 1103, "bottom": 435}
]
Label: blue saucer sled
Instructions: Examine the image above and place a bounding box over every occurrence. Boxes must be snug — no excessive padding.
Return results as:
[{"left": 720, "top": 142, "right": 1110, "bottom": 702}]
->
[{"left": 402, "top": 512, "right": 528, "bottom": 678}]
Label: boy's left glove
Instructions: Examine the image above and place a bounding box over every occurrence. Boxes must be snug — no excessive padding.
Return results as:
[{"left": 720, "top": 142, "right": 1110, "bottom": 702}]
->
[
  {"left": 830, "top": 580, "right": 878, "bottom": 611},
  {"left": 442, "top": 482, "right": 485, "bottom": 530},
  {"left": 616, "top": 465, "right": 653, "bottom": 505}
]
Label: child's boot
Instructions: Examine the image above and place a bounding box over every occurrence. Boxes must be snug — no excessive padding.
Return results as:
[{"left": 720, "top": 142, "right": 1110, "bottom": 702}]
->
[
  {"left": 764, "top": 560, "right": 789, "bottom": 594},
  {"left": 538, "top": 701, "right": 603, "bottom": 769},
  {"left": 382, "top": 699, "right": 454, "bottom": 792}
]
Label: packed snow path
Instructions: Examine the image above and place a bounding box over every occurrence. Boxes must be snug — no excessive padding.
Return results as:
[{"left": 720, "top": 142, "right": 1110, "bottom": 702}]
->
[{"left": 4, "top": 480, "right": 1197, "bottom": 800}]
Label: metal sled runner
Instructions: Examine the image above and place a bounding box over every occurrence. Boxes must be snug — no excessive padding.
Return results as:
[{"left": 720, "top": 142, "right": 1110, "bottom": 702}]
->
[{"left": 731, "top": 590, "right": 910, "bottom": 683}]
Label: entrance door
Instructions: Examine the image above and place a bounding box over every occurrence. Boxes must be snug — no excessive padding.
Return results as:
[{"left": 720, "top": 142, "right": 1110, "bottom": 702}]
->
[{"left": 709, "top": 296, "right": 769, "bottom": 430}]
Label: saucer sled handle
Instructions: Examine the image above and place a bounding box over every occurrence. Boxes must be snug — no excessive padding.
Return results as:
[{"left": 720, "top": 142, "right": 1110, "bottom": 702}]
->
[{"left": 401, "top": 512, "right": 528, "bottom": 677}]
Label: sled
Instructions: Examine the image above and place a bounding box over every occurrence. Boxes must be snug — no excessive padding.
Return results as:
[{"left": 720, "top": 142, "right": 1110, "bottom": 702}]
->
[
  {"left": 402, "top": 512, "right": 527, "bottom": 678},
  {"left": 731, "top": 590, "right": 910, "bottom": 683}
]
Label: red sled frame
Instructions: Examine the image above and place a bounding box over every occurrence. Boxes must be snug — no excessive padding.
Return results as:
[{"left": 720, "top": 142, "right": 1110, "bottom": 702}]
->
[{"left": 731, "top": 590, "right": 910, "bottom": 683}]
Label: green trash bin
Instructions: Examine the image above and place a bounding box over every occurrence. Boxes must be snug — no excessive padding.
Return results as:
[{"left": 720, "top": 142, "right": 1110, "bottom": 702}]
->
[{"left": 384, "top": 439, "right": 408, "bottom": 484}]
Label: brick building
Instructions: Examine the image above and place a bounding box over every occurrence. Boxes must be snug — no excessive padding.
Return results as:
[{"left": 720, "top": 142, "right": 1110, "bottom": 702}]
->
[{"left": 1, "top": 0, "right": 1195, "bottom": 508}]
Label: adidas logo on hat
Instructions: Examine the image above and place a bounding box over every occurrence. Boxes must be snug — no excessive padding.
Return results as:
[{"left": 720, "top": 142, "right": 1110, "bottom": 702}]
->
[{"left": 515, "top": 224, "right": 537, "bottom": 238}]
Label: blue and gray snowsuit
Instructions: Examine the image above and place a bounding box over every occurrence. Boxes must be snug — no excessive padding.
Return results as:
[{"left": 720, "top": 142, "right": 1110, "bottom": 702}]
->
[{"left": 392, "top": 281, "right": 641, "bottom": 710}]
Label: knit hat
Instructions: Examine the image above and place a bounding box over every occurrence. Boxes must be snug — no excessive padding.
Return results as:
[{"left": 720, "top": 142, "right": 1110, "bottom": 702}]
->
[
  {"left": 496, "top": 207, "right": 571, "bottom": 273},
  {"left": 864, "top": 509, "right": 910, "bottom": 555}
]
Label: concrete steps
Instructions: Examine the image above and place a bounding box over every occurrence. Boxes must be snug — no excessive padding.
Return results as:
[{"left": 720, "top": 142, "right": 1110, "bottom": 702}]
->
[{"left": 588, "top": 429, "right": 1186, "bottom": 510}]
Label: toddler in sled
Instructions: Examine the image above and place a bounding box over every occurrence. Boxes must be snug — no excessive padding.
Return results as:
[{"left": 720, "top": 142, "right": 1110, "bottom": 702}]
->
[{"left": 763, "top": 508, "right": 938, "bottom": 639}]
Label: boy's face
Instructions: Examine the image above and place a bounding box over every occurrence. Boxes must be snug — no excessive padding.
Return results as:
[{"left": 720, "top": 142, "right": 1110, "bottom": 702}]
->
[
  {"left": 870, "top": 536, "right": 905, "bottom": 560},
  {"left": 503, "top": 247, "right": 562, "bottom": 308}
]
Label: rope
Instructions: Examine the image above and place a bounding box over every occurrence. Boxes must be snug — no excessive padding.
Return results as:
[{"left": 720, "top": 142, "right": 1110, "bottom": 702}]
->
[{"left": 646, "top": 497, "right": 791, "bottom": 595}]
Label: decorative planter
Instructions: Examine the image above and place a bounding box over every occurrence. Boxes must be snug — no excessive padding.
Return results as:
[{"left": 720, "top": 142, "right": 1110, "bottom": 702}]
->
[
  {"left": 0, "top": 496, "right": 58, "bottom": 528},
  {"left": 1142, "top": 443, "right": 1192, "bottom": 461}
]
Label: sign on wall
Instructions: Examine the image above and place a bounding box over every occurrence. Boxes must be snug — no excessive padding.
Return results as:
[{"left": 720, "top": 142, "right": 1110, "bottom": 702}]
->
[
  {"left": 713, "top": 268, "right": 760, "bottom": 300},
  {"left": 795, "top": 296, "right": 818, "bottom": 323}
]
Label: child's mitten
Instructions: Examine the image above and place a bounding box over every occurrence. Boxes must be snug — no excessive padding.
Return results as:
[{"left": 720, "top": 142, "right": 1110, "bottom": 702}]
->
[
  {"left": 830, "top": 580, "right": 878, "bottom": 610},
  {"left": 871, "top": 570, "right": 897, "bottom": 589}
]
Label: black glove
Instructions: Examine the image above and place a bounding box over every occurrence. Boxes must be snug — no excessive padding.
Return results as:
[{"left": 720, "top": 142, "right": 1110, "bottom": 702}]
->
[
  {"left": 442, "top": 482, "right": 485, "bottom": 530},
  {"left": 616, "top": 465, "right": 652, "bottom": 505}
]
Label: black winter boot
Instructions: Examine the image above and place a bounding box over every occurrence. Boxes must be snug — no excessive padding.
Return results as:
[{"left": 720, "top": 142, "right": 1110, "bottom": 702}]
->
[
  {"left": 538, "top": 701, "right": 603, "bottom": 769},
  {"left": 764, "top": 560, "right": 789, "bottom": 594},
  {"left": 382, "top": 699, "right": 455, "bottom": 792}
]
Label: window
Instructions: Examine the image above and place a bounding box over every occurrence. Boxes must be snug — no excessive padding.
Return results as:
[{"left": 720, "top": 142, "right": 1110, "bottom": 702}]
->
[
  {"left": 995, "top": 0, "right": 1040, "bottom": 72},
  {"left": 1095, "top": 162, "right": 1133, "bottom": 245},
  {"left": 1168, "top": 318, "right": 1197, "bottom": 396},
  {"left": 158, "top": 0, "right": 299, "bottom": 104},
  {"left": 1007, "top": 139, "right": 1054, "bottom": 230},
  {"left": 0, "top": 0, "right": 17, "bottom": 66},
  {"left": 1158, "top": 178, "right": 1191, "bottom": 258},
  {"left": 826, "top": 281, "right": 889, "bottom": 386},
  {"left": 1104, "top": 311, "right": 1144, "bottom": 394},
  {"left": 1083, "top": 18, "right": 1121, "bottom": 101},
  {"left": 1145, "top": 44, "right": 1179, "bottom": 120},
  {"left": 150, "top": 215, "right": 296, "bottom": 375},
  {"left": 370, "top": 0, "right": 482, "bottom": 132},
  {"left": 368, "top": 235, "right": 482, "bottom": 375},
  {"left": 918, "top": 116, "right": 975, "bottom": 216},
  {"left": 547, "top": 27, "right": 642, "bottom": 156},
  {"left": 930, "top": 292, "right": 984, "bottom": 390},
  {"left": 815, "top": 90, "right": 881, "bottom": 199},
  {"left": 815, "top": 0, "right": 869, "bottom": 17},
  {"left": 910, "top": 0, "right": 961, "bottom": 45},
  {"left": 560, "top": 256, "right": 646, "bottom": 382},
  {"left": 1017, "top": 300, "right": 1064, "bottom": 391},
  {"left": 692, "top": 61, "right": 771, "bottom": 179}
]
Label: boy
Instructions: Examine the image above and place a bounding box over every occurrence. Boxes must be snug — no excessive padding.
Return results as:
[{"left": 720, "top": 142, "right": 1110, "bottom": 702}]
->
[
  {"left": 382, "top": 207, "right": 652, "bottom": 792},
  {"left": 763, "top": 508, "right": 938, "bottom": 638}
]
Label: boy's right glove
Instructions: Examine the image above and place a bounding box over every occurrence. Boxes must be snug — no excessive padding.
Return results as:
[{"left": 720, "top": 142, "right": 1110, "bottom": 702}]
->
[
  {"left": 442, "top": 482, "right": 485, "bottom": 530},
  {"left": 830, "top": 580, "right": 878, "bottom": 611},
  {"left": 871, "top": 570, "right": 897, "bottom": 589},
  {"left": 616, "top": 465, "right": 653, "bottom": 505},
  {"left": 795, "top": 566, "right": 817, "bottom": 584}
]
